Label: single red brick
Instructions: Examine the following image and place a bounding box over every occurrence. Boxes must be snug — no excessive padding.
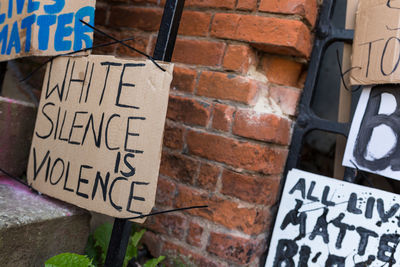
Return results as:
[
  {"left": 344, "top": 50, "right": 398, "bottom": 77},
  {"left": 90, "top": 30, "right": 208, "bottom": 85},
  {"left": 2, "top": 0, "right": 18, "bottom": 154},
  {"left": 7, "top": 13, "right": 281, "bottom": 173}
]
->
[
  {"left": 167, "top": 95, "right": 211, "bottom": 126},
  {"left": 211, "top": 13, "right": 311, "bottom": 58},
  {"left": 269, "top": 85, "right": 301, "bottom": 116},
  {"left": 186, "top": 222, "right": 203, "bottom": 247},
  {"left": 221, "top": 170, "right": 281, "bottom": 205},
  {"left": 196, "top": 162, "right": 220, "bottom": 191},
  {"left": 236, "top": 0, "right": 257, "bottom": 11},
  {"left": 197, "top": 71, "right": 257, "bottom": 104},
  {"left": 259, "top": 0, "right": 318, "bottom": 26},
  {"left": 186, "top": 0, "right": 235, "bottom": 9},
  {"left": 262, "top": 56, "right": 303, "bottom": 87},
  {"left": 186, "top": 130, "right": 288, "bottom": 174},
  {"left": 212, "top": 103, "right": 235, "bottom": 132},
  {"left": 107, "top": 0, "right": 129, "bottom": 3},
  {"left": 163, "top": 242, "right": 220, "bottom": 267},
  {"left": 145, "top": 0, "right": 166, "bottom": 5},
  {"left": 92, "top": 31, "right": 116, "bottom": 55},
  {"left": 141, "top": 231, "right": 163, "bottom": 258},
  {"left": 95, "top": 4, "right": 108, "bottom": 26},
  {"left": 297, "top": 69, "right": 308, "bottom": 88},
  {"left": 179, "top": 11, "right": 212, "bottom": 36},
  {"left": 233, "top": 109, "right": 291, "bottom": 145},
  {"left": 110, "top": 7, "right": 163, "bottom": 32},
  {"left": 175, "top": 185, "right": 271, "bottom": 235},
  {"left": 144, "top": 213, "right": 186, "bottom": 239},
  {"left": 207, "top": 232, "right": 262, "bottom": 264},
  {"left": 223, "top": 44, "right": 255, "bottom": 73},
  {"left": 172, "top": 39, "right": 226, "bottom": 66},
  {"left": 116, "top": 32, "right": 150, "bottom": 58},
  {"left": 160, "top": 151, "right": 199, "bottom": 185},
  {"left": 171, "top": 67, "right": 197, "bottom": 93},
  {"left": 156, "top": 176, "right": 176, "bottom": 206},
  {"left": 163, "top": 121, "right": 184, "bottom": 150}
]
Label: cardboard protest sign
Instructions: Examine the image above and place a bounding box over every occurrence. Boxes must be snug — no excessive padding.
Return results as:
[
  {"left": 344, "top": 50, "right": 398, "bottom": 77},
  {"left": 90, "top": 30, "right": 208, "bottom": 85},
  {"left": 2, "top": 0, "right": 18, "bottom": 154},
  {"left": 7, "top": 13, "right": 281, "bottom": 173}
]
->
[
  {"left": 0, "top": 0, "right": 95, "bottom": 61},
  {"left": 343, "top": 85, "right": 400, "bottom": 180},
  {"left": 27, "top": 55, "right": 174, "bottom": 222},
  {"left": 350, "top": 0, "right": 400, "bottom": 85},
  {"left": 265, "top": 169, "right": 400, "bottom": 266}
]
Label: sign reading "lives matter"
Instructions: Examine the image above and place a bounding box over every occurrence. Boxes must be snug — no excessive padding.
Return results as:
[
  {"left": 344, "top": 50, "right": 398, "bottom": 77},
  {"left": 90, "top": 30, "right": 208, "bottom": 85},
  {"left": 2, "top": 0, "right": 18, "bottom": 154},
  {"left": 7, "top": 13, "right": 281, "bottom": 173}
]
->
[
  {"left": 0, "top": 0, "right": 95, "bottom": 61},
  {"left": 266, "top": 169, "right": 400, "bottom": 266},
  {"left": 27, "top": 55, "right": 173, "bottom": 222}
]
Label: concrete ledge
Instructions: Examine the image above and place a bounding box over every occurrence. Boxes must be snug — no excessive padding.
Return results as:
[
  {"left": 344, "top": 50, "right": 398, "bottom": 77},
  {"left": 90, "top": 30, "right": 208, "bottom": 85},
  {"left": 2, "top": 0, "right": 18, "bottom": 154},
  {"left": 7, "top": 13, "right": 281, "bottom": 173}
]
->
[
  {"left": 0, "top": 96, "right": 36, "bottom": 177},
  {"left": 0, "top": 176, "right": 91, "bottom": 267}
]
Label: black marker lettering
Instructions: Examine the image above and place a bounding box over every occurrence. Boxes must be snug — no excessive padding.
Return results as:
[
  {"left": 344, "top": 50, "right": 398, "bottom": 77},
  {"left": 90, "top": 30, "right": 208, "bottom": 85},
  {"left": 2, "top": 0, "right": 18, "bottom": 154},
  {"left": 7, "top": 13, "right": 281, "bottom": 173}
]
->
[
  {"left": 126, "top": 181, "right": 149, "bottom": 214},
  {"left": 105, "top": 114, "right": 120, "bottom": 151},
  {"left": 116, "top": 63, "right": 145, "bottom": 109},
  {"left": 63, "top": 161, "right": 74, "bottom": 192},
  {"left": 306, "top": 181, "right": 319, "bottom": 202},
  {"left": 36, "top": 102, "right": 55, "bottom": 139},
  {"left": 377, "top": 234, "right": 400, "bottom": 264},
  {"left": 49, "top": 158, "right": 64, "bottom": 185},
  {"left": 91, "top": 171, "right": 110, "bottom": 202},
  {"left": 272, "top": 239, "right": 298, "bottom": 267},
  {"left": 356, "top": 227, "right": 379, "bottom": 256},
  {"left": 288, "top": 178, "right": 306, "bottom": 199},
  {"left": 347, "top": 193, "right": 362, "bottom": 214},
  {"left": 109, "top": 176, "right": 127, "bottom": 211},
  {"left": 99, "top": 62, "right": 122, "bottom": 105},
  {"left": 124, "top": 116, "right": 145, "bottom": 153},
  {"left": 32, "top": 148, "right": 50, "bottom": 181},
  {"left": 68, "top": 111, "right": 88, "bottom": 145},
  {"left": 76, "top": 165, "right": 92, "bottom": 199},
  {"left": 309, "top": 208, "right": 329, "bottom": 244}
]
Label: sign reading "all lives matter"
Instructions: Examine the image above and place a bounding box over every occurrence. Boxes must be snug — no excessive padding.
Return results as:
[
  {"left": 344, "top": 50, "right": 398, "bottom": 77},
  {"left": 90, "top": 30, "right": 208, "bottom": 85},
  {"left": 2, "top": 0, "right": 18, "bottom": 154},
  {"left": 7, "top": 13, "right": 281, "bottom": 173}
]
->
[{"left": 266, "top": 169, "right": 400, "bottom": 266}]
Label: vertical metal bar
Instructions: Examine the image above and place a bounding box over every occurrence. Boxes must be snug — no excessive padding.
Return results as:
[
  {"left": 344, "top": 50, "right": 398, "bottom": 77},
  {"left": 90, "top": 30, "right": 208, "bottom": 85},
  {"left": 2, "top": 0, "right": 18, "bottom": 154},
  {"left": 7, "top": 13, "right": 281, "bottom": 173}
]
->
[
  {"left": 104, "top": 0, "right": 185, "bottom": 266},
  {"left": 0, "top": 62, "right": 8, "bottom": 95},
  {"left": 153, "top": 0, "right": 185, "bottom": 61}
]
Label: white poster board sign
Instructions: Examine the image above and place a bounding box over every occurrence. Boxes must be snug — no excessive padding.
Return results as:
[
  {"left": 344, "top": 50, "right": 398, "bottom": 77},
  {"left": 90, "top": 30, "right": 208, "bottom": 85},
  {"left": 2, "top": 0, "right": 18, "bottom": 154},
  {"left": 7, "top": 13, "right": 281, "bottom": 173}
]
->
[
  {"left": 265, "top": 169, "right": 400, "bottom": 266},
  {"left": 343, "top": 85, "right": 400, "bottom": 180},
  {"left": 27, "top": 55, "right": 174, "bottom": 222}
]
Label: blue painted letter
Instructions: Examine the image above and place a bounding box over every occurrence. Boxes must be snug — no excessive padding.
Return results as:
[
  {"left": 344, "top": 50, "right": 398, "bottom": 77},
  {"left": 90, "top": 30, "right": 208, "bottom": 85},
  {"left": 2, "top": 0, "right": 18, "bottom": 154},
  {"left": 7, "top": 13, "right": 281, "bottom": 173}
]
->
[
  {"left": 7, "top": 21, "right": 21, "bottom": 55},
  {"left": 44, "top": 0, "right": 65, "bottom": 14},
  {"left": 73, "top": 6, "right": 94, "bottom": 51},
  {"left": 55, "top": 13, "right": 73, "bottom": 51},
  {"left": 37, "top": 15, "right": 56, "bottom": 50},
  {"left": 21, "top": 14, "right": 36, "bottom": 52}
]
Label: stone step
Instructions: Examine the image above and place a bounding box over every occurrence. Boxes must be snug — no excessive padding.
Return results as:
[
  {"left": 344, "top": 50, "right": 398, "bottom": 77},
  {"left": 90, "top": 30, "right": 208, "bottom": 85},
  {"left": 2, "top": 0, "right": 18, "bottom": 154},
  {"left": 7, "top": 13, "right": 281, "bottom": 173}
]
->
[
  {"left": 0, "top": 96, "right": 36, "bottom": 177},
  {"left": 0, "top": 175, "right": 90, "bottom": 267}
]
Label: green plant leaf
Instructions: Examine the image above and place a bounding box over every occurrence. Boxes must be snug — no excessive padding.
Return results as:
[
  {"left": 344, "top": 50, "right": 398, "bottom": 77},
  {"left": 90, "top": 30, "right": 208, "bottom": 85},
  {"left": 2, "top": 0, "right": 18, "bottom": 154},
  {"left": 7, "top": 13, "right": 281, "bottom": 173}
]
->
[
  {"left": 93, "top": 222, "right": 113, "bottom": 264},
  {"left": 143, "top": 256, "right": 165, "bottom": 267},
  {"left": 123, "top": 229, "right": 145, "bottom": 267},
  {"left": 45, "top": 253, "right": 93, "bottom": 267},
  {"left": 123, "top": 239, "right": 137, "bottom": 267},
  {"left": 131, "top": 229, "right": 146, "bottom": 248},
  {"left": 85, "top": 234, "right": 99, "bottom": 266}
]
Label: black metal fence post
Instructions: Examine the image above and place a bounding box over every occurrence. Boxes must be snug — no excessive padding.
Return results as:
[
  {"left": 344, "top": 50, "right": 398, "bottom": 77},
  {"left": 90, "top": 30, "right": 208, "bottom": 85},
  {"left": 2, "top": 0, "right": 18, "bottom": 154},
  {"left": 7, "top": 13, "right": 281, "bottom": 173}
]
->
[
  {"left": 262, "top": 0, "right": 358, "bottom": 265},
  {"left": 104, "top": 0, "right": 185, "bottom": 266}
]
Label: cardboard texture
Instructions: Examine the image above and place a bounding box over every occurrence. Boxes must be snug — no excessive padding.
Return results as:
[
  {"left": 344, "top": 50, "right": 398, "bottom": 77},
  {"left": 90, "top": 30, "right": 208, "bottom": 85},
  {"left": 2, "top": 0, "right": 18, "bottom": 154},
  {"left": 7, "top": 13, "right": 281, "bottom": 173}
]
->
[
  {"left": 350, "top": 0, "right": 400, "bottom": 85},
  {"left": 27, "top": 55, "right": 174, "bottom": 222},
  {"left": 0, "top": 0, "right": 95, "bottom": 61},
  {"left": 266, "top": 169, "right": 400, "bottom": 266}
]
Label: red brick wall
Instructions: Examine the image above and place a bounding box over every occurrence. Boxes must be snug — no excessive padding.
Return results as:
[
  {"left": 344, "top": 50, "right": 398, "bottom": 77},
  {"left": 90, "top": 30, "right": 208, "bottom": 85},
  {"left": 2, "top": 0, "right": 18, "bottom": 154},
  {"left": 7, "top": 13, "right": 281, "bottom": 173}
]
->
[{"left": 95, "top": 0, "right": 318, "bottom": 265}]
